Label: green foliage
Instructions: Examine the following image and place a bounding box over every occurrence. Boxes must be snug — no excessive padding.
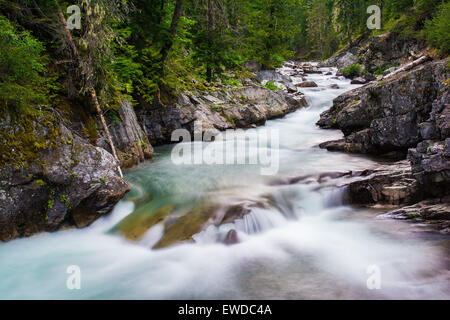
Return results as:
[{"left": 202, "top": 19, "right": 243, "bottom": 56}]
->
[
  {"left": 34, "top": 179, "right": 46, "bottom": 187},
  {"left": 244, "top": 0, "right": 297, "bottom": 68},
  {"left": 264, "top": 80, "right": 281, "bottom": 91},
  {"left": 424, "top": 2, "right": 450, "bottom": 54},
  {"left": 374, "top": 67, "right": 388, "bottom": 76},
  {"left": 1, "top": 0, "right": 448, "bottom": 118},
  {"left": 0, "top": 15, "right": 47, "bottom": 112},
  {"left": 341, "top": 64, "right": 362, "bottom": 78}
]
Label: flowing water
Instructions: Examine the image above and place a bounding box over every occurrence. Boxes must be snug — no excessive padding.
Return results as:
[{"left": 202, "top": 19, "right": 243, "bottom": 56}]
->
[{"left": 0, "top": 64, "right": 449, "bottom": 300}]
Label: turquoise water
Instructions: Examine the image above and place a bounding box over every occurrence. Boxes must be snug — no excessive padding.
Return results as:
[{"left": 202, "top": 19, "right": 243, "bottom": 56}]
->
[{"left": 0, "top": 65, "right": 448, "bottom": 299}]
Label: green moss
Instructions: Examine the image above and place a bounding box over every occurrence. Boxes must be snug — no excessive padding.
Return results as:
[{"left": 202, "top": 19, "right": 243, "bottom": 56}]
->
[
  {"left": 0, "top": 111, "right": 60, "bottom": 168},
  {"left": 226, "top": 117, "right": 235, "bottom": 125},
  {"left": 374, "top": 67, "right": 388, "bottom": 76},
  {"left": 114, "top": 204, "right": 176, "bottom": 241},
  {"left": 47, "top": 199, "right": 54, "bottom": 210},
  {"left": 153, "top": 204, "right": 219, "bottom": 249},
  {"left": 343, "top": 99, "right": 361, "bottom": 110},
  {"left": 210, "top": 105, "right": 222, "bottom": 111},
  {"left": 60, "top": 194, "right": 71, "bottom": 210},
  {"left": 34, "top": 179, "right": 46, "bottom": 187}
]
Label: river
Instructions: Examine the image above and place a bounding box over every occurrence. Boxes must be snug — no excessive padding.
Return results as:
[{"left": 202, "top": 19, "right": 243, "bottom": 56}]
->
[{"left": 0, "top": 64, "right": 448, "bottom": 299}]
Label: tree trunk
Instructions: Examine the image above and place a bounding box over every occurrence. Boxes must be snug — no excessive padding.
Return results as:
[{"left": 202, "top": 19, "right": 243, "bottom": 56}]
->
[
  {"left": 206, "top": 0, "right": 214, "bottom": 81},
  {"left": 159, "top": 0, "right": 183, "bottom": 73},
  {"left": 91, "top": 88, "right": 123, "bottom": 178},
  {"left": 58, "top": 9, "right": 123, "bottom": 178}
]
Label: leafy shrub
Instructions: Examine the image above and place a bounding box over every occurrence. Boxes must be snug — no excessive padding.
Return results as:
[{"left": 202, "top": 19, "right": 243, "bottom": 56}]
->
[
  {"left": 341, "top": 64, "right": 362, "bottom": 78},
  {"left": 424, "top": 2, "right": 450, "bottom": 54},
  {"left": 264, "top": 80, "right": 280, "bottom": 91},
  {"left": 0, "top": 15, "right": 47, "bottom": 112}
]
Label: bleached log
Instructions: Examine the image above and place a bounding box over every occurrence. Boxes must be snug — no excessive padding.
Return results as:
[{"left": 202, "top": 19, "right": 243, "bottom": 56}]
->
[{"left": 384, "top": 55, "right": 431, "bottom": 79}]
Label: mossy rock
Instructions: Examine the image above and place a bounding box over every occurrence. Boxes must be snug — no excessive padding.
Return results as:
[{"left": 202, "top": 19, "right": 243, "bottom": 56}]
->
[
  {"left": 113, "top": 204, "right": 175, "bottom": 241},
  {"left": 0, "top": 111, "right": 60, "bottom": 168},
  {"left": 153, "top": 203, "right": 220, "bottom": 249}
]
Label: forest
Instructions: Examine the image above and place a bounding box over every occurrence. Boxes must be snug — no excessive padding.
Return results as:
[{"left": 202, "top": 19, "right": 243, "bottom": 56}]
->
[
  {"left": 0, "top": 0, "right": 448, "bottom": 117},
  {"left": 1, "top": 0, "right": 450, "bottom": 301}
]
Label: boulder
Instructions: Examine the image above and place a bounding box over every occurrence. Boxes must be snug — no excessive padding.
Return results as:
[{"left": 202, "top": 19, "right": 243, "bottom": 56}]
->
[
  {"left": 223, "top": 229, "right": 239, "bottom": 245},
  {"left": 344, "top": 161, "right": 421, "bottom": 206},
  {"left": 350, "top": 77, "right": 366, "bottom": 84},
  {"left": 256, "top": 70, "right": 292, "bottom": 85},
  {"left": 318, "top": 59, "right": 449, "bottom": 155},
  {"left": 296, "top": 81, "right": 318, "bottom": 88},
  {"left": 0, "top": 114, "right": 130, "bottom": 242}
]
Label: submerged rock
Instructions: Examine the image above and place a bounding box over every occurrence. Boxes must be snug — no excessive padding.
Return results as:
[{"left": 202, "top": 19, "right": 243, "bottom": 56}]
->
[{"left": 223, "top": 229, "right": 239, "bottom": 245}]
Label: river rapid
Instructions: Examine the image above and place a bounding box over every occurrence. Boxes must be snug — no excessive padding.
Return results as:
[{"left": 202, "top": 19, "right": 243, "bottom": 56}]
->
[{"left": 0, "top": 63, "right": 449, "bottom": 299}]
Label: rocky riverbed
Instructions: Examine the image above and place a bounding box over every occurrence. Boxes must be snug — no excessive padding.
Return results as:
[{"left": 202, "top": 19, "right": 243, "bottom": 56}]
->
[{"left": 1, "top": 61, "right": 449, "bottom": 299}]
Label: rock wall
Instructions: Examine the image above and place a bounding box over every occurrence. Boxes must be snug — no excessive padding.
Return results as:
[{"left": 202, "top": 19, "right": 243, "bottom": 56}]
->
[
  {"left": 318, "top": 59, "right": 449, "bottom": 155},
  {"left": 97, "top": 100, "right": 154, "bottom": 168},
  {"left": 318, "top": 58, "right": 449, "bottom": 207},
  {"left": 137, "top": 85, "right": 308, "bottom": 145}
]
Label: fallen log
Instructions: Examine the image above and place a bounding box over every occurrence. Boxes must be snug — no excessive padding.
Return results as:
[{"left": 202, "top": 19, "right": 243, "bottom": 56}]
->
[{"left": 384, "top": 55, "right": 431, "bottom": 79}]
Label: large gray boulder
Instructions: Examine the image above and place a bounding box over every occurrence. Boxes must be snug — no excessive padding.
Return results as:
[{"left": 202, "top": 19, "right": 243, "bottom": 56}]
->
[
  {"left": 318, "top": 59, "right": 449, "bottom": 199},
  {"left": 0, "top": 113, "right": 130, "bottom": 242},
  {"left": 256, "top": 70, "right": 292, "bottom": 85},
  {"left": 318, "top": 59, "right": 449, "bottom": 153}
]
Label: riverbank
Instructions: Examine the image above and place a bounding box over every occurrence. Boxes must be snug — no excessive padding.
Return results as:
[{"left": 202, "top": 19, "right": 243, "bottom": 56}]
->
[
  {"left": 1, "top": 63, "right": 449, "bottom": 299},
  {"left": 0, "top": 68, "right": 308, "bottom": 242}
]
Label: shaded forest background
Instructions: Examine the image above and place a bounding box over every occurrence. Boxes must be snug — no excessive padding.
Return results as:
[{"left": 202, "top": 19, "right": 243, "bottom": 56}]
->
[{"left": 0, "top": 0, "right": 449, "bottom": 117}]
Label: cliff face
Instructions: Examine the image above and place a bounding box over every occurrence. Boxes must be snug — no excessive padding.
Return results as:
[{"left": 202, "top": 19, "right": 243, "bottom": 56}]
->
[
  {"left": 136, "top": 84, "right": 308, "bottom": 146},
  {"left": 318, "top": 60, "right": 448, "bottom": 156},
  {"left": 96, "top": 100, "right": 154, "bottom": 169}
]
